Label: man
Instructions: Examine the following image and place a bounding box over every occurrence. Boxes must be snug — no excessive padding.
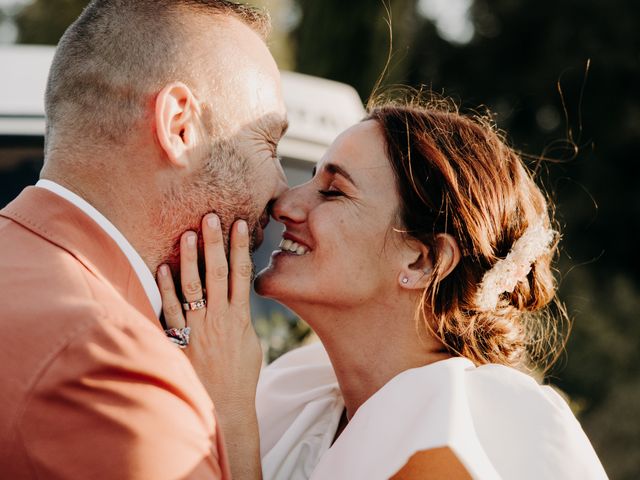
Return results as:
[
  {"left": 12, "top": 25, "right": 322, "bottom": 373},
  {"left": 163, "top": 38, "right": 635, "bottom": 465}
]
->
[{"left": 0, "top": 1, "right": 288, "bottom": 478}]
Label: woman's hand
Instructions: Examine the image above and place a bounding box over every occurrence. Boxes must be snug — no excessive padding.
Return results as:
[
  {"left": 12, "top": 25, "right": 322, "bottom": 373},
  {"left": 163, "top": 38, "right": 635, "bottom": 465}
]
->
[{"left": 157, "top": 214, "right": 263, "bottom": 480}]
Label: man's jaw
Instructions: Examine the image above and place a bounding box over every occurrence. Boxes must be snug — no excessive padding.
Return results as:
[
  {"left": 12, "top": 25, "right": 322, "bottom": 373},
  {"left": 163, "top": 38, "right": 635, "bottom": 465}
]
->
[
  {"left": 159, "top": 208, "right": 264, "bottom": 290},
  {"left": 252, "top": 208, "right": 271, "bottom": 250}
]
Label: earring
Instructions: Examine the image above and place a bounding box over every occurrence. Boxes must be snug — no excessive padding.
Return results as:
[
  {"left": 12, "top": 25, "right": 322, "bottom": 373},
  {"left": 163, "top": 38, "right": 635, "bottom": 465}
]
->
[{"left": 401, "top": 277, "right": 409, "bottom": 284}]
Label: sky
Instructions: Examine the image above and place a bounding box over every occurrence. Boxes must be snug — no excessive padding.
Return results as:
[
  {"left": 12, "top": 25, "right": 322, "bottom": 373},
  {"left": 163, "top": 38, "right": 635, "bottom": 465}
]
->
[{"left": 418, "top": 0, "right": 474, "bottom": 44}]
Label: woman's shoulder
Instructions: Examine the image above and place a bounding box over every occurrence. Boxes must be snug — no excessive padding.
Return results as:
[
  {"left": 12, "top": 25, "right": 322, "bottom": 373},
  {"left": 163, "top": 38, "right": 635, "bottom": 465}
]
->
[
  {"left": 460, "top": 360, "right": 573, "bottom": 421},
  {"left": 310, "top": 357, "right": 607, "bottom": 480},
  {"left": 349, "top": 357, "right": 606, "bottom": 479},
  {"left": 458, "top": 360, "right": 606, "bottom": 478},
  {"left": 387, "top": 356, "right": 575, "bottom": 426}
]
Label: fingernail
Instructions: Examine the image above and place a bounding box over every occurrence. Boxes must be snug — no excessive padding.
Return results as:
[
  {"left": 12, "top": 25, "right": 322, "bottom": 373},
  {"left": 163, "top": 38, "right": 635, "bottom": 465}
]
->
[
  {"left": 207, "top": 215, "right": 220, "bottom": 229},
  {"left": 159, "top": 265, "right": 169, "bottom": 276},
  {"left": 238, "top": 220, "right": 248, "bottom": 235},
  {"left": 187, "top": 233, "right": 197, "bottom": 247}
]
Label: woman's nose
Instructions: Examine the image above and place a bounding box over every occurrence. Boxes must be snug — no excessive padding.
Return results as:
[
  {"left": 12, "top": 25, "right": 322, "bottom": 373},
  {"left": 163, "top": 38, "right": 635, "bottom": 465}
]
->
[{"left": 271, "top": 184, "right": 308, "bottom": 224}]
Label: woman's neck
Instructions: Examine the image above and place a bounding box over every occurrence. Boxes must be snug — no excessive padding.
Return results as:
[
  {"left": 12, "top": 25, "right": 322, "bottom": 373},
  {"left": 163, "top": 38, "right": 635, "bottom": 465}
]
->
[{"left": 294, "top": 298, "right": 451, "bottom": 420}]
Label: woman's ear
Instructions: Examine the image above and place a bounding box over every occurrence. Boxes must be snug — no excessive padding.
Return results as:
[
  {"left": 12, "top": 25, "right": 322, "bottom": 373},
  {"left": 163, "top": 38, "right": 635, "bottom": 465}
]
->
[
  {"left": 398, "top": 240, "right": 434, "bottom": 290},
  {"left": 155, "top": 82, "right": 202, "bottom": 168},
  {"left": 433, "top": 233, "right": 461, "bottom": 280},
  {"left": 398, "top": 234, "right": 461, "bottom": 290}
]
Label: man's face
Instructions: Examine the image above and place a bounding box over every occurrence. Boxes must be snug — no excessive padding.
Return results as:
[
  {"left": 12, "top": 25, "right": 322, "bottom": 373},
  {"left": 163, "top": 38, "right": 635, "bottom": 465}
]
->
[
  {"left": 199, "top": 16, "right": 289, "bottom": 249},
  {"left": 160, "top": 16, "right": 288, "bottom": 273}
]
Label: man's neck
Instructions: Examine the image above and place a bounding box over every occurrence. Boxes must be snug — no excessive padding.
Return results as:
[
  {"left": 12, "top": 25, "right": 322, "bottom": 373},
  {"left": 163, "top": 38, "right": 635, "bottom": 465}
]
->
[{"left": 39, "top": 169, "right": 164, "bottom": 273}]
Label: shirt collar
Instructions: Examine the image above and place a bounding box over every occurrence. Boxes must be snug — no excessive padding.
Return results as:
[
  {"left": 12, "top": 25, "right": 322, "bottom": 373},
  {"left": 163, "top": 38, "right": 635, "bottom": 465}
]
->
[{"left": 36, "top": 179, "right": 162, "bottom": 318}]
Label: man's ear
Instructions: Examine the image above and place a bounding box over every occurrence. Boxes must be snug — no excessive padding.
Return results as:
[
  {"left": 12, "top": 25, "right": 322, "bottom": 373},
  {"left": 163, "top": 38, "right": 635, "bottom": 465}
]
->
[
  {"left": 398, "top": 234, "right": 461, "bottom": 290},
  {"left": 155, "top": 82, "right": 202, "bottom": 168}
]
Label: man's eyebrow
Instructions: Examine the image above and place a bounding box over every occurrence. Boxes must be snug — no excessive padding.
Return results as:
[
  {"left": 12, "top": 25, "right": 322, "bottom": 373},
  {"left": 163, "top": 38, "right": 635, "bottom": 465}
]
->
[
  {"left": 259, "top": 116, "right": 289, "bottom": 140},
  {"left": 280, "top": 118, "right": 289, "bottom": 137},
  {"left": 315, "top": 163, "right": 357, "bottom": 187}
]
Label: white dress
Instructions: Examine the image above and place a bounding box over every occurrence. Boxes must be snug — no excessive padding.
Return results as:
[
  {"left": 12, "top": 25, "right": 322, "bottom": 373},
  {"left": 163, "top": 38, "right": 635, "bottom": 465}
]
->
[{"left": 256, "top": 342, "right": 608, "bottom": 480}]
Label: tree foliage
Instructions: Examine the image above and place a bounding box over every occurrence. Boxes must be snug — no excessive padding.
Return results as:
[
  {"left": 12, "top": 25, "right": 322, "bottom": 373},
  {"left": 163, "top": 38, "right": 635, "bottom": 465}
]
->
[
  {"left": 15, "top": 0, "right": 86, "bottom": 44},
  {"left": 293, "top": 0, "right": 419, "bottom": 101}
]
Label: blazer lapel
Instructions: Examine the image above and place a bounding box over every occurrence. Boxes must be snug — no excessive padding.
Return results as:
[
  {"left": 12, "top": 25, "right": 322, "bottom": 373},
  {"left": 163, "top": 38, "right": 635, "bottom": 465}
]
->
[{"left": 1, "top": 186, "right": 158, "bottom": 324}]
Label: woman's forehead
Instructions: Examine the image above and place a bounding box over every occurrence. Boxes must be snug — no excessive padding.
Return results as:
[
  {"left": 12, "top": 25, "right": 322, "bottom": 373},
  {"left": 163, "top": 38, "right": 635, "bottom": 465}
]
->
[{"left": 318, "top": 120, "right": 391, "bottom": 179}]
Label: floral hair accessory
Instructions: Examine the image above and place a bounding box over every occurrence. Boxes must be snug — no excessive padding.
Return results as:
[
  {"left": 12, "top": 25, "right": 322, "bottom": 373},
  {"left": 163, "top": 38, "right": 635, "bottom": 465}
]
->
[{"left": 475, "top": 219, "right": 556, "bottom": 311}]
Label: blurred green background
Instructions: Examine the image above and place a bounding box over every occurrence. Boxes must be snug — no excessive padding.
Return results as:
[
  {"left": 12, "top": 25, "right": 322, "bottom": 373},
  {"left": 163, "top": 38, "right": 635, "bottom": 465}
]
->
[{"left": 1, "top": 0, "right": 638, "bottom": 477}]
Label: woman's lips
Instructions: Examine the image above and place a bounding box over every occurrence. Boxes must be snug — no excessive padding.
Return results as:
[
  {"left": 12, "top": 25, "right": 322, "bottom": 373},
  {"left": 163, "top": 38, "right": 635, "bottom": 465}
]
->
[
  {"left": 273, "top": 232, "right": 312, "bottom": 256},
  {"left": 282, "top": 232, "right": 311, "bottom": 250},
  {"left": 277, "top": 238, "right": 310, "bottom": 255}
]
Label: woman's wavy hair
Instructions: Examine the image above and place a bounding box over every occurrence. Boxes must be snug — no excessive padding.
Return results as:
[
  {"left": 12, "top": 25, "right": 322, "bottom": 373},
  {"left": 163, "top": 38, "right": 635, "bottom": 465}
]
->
[{"left": 366, "top": 93, "right": 569, "bottom": 373}]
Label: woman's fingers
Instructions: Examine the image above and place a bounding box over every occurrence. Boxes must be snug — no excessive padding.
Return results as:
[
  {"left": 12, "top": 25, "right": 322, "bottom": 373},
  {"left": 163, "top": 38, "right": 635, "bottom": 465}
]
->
[
  {"left": 180, "top": 231, "right": 204, "bottom": 303},
  {"left": 229, "top": 220, "right": 252, "bottom": 311},
  {"left": 157, "top": 264, "right": 186, "bottom": 329},
  {"left": 157, "top": 217, "right": 252, "bottom": 334},
  {"left": 203, "top": 214, "right": 229, "bottom": 308}
]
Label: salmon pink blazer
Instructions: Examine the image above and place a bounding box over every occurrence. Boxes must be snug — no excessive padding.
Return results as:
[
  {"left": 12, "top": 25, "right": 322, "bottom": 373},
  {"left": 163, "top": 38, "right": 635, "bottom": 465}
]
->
[{"left": 0, "top": 187, "right": 230, "bottom": 479}]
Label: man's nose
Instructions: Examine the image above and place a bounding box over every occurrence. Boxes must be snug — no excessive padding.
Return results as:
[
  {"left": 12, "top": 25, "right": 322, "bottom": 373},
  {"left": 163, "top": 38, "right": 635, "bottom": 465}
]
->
[
  {"left": 273, "top": 173, "right": 289, "bottom": 199},
  {"left": 273, "top": 162, "right": 289, "bottom": 198}
]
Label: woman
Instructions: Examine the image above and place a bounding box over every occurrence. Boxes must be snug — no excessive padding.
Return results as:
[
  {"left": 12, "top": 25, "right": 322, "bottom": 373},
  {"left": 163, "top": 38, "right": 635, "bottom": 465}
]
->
[{"left": 158, "top": 99, "right": 607, "bottom": 479}]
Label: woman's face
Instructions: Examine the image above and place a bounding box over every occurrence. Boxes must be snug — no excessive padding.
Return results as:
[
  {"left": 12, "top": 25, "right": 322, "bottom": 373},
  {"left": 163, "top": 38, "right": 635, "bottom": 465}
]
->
[{"left": 255, "top": 120, "right": 406, "bottom": 310}]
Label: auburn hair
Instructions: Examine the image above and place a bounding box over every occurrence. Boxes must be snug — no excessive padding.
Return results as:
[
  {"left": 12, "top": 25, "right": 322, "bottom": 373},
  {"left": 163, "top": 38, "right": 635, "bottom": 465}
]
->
[{"left": 367, "top": 97, "right": 567, "bottom": 371}]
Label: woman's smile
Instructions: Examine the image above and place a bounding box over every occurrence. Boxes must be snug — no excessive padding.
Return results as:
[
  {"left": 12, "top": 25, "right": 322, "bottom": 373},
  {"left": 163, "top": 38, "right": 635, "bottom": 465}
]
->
[
  {"left": 255, "top": 120, "right": 402, "bottom": 311},
  {"left": 277, "top": 232, "right": 312, "bottom": 256},
  {"left": 277, "top": 239, "right": 310, "bottom": 255}
]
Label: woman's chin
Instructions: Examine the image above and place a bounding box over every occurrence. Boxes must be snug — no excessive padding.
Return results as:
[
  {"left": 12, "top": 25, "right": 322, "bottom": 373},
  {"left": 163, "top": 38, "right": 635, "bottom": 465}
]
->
[
  {"left": 253, "top": 269, "right": 272, "bottom": 297},
  {"left": 254, "top": 265, "right": 290, "bottom": 301},
  {"left": 254, "top": 251, "right": 314, "bottom": 306}
]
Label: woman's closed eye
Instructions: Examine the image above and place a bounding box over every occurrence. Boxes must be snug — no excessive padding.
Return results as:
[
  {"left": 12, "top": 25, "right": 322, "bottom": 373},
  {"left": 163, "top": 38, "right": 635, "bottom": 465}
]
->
[{"left": 318, "top": 188, "right": 345, "bottom": 198}]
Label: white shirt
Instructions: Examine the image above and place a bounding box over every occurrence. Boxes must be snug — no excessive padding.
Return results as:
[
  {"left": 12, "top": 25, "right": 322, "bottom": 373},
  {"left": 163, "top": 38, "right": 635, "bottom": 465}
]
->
[
  {"left": 36, "top": 179, "right": 162, "bottom": 318},
  {"left": 256, "top": 342, "right": 609, "bottom": 480}
]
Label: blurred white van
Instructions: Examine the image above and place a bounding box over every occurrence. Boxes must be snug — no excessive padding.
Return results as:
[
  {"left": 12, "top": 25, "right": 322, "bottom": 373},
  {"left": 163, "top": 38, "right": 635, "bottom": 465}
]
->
[
  {"left": 0, "top": 44, "right": 365, "bottom": 331},
  {"left": 0, "top": 44, "right": 365, "bottom": 197}
]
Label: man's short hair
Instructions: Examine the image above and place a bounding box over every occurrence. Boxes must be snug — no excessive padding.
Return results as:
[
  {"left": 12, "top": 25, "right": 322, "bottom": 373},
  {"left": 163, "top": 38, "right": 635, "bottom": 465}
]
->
[{"left": 45, "top": 0, "right": 270, "bottom": 146}]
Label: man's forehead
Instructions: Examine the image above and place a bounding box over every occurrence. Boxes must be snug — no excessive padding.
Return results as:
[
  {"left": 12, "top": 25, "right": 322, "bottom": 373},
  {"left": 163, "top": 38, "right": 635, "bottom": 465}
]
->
[
  {"left": 191, "top": 15, "right": 286, "bottom": 134},
  {"left": 192, "top": 14, "right": 278, "bottom": 83}
]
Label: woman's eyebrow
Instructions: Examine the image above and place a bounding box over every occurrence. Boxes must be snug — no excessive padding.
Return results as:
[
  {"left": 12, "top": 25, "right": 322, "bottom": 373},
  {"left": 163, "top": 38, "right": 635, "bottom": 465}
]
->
[{"left": 314, "top": 163, "right": 358, "bottom": 187}]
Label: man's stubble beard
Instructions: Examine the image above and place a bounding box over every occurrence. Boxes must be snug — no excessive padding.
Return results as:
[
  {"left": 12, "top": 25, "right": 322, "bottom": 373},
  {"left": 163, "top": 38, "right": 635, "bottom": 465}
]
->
[{"left": 156, "top": 139, "right": 262, "bottom": 290}]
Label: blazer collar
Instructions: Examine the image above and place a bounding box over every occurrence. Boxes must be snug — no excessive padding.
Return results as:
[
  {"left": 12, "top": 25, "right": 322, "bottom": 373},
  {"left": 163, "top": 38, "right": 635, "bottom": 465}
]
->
[{"left": 1, "top": 187, "right": 159, "bottom": 325}]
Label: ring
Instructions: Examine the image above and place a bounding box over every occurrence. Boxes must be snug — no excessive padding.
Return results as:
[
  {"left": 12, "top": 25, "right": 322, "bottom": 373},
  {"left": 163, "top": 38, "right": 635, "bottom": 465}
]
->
[
  {"left": 182, "top": 298, "right": 207, "bottom": 311},
  {"left": 165, "top": 327, "right": 191, "bottom": 349}
]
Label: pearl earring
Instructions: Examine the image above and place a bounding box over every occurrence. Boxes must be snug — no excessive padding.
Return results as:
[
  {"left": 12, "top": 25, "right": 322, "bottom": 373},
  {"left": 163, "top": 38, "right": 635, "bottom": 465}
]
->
[{"left": 401, "top": 277, "right": 409, "bottom": 284}]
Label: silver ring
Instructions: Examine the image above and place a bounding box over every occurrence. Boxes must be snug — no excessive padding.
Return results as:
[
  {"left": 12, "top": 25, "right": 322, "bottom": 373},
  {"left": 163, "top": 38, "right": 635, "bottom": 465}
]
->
[
  {"left": 182, "top": 298, "right": 207, "bottom": 311},
  {"left": 165, "top": 327, "right": 191, "bottom": 349}
]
